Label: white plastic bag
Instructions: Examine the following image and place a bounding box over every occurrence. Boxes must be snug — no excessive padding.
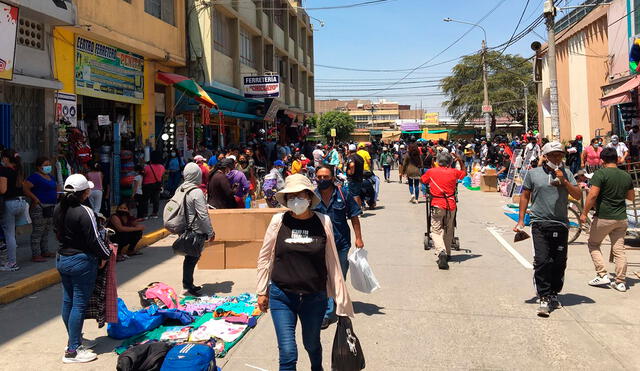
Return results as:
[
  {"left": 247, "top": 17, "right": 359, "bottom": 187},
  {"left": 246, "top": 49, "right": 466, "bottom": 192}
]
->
[{"left": 348, "top": 249, "right": 380, "bottom": 293}]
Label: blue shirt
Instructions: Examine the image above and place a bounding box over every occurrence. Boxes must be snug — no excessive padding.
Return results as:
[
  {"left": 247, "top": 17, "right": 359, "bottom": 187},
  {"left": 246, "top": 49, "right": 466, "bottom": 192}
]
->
[
  {"left": 208, "top": 156, "right": 218, "bottom": 167},
  {"left": 314, "top": 185, "right": 362, "bottom": 250},
  {"left": 167, "top": 157, "right": 184, "bottom": 171},
  {"left": 26, "top": 172, "right": 57, "bottom": 204}
]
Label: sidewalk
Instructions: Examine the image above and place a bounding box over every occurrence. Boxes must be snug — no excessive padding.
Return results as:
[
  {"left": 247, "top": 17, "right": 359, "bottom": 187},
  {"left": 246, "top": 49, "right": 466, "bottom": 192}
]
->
[{"left": 0, "top": 200, "right": 168, "bottom": 289}]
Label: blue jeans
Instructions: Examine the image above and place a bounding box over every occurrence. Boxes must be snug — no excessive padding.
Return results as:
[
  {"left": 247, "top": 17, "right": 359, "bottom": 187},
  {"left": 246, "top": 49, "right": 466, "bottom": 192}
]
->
[
  {"left": 270, "top": 283, "right": 327, "bottom": 371},
  {"left": 465, "top": 157, "right": 473, "bottom": 172},
  {"left": 167, "top": 170, "right": 182, "bottom": 195},
  {"left": 1, "top": 198, "right": 29, "bottom": 265},
  {"left": 408, "top": 178, "right": 420, "bottom": 199},
  {"left": 325, "top": 248, "right": 349, "bottom": 320},
  {"left": 383, "top": 165, "right": 391, "bottom": 180},
  {"left": 57, "top": 253, "right": 99, "bottom": 351}
]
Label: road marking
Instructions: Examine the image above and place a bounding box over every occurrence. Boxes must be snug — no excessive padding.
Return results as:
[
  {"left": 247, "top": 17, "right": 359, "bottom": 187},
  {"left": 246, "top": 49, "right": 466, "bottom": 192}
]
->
[{"left": 487, "top": 227, "right": 533, "bottom": 270}]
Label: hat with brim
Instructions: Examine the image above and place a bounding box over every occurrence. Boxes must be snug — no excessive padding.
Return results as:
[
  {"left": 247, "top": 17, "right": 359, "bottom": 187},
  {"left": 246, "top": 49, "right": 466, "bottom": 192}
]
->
[
  {"left": 542, "top": 141, "right": 564, "bottom": 155},
  {"left": 275, "top": 174, "right": 321, "bottom": 209}
]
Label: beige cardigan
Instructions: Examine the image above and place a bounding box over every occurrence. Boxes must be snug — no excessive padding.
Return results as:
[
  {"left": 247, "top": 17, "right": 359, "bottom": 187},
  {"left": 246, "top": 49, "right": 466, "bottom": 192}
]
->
[{"left": 256, "top": 212, "right": 355, "bottom": 317}]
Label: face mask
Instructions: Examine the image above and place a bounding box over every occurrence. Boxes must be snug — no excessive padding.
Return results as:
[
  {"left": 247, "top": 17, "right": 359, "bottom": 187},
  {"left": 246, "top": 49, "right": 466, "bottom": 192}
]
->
[
  {"left": 317, "top": 179, "right": 333, "bottom": 190},
  {"left": 42, "top": 165, "right": 52, "bottom": 174},
  {"left": 287, "top": 197, "right": 310, "bottom": 215},
  {"left": 116, "top": 210, "right": 128, "bottom": 216},
  {"left": 612, "top": 139, "right": 619, "bottom": 145},
  {"left": 593, "top": 143, "right": 600, "bottom": 148},
  {"left": 171, "top": 152, "right": 176, "bottom": 156}
]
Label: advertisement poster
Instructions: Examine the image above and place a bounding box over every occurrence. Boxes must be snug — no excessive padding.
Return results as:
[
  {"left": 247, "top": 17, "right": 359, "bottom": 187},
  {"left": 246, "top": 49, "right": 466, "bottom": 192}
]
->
[
  {"left": 243, "top": 75, "right": 280, "bottom": 98},
  {"left": 0, "top": 2, "right": 19, "bottom": 81},
  {"left": 424, "top": 112, "right": 439, "bottom": 125},
  {"left": 55, "top": 92, "right": 77, "bottom": 126},
  {"left": 75, "top": 35, "right": 144, "bottom": 104}
]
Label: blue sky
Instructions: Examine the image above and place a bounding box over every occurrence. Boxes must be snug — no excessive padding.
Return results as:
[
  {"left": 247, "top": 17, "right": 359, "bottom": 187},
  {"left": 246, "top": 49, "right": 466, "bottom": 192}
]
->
[{"left": 307, "top": 0, "right": 565, "bottom": 117}]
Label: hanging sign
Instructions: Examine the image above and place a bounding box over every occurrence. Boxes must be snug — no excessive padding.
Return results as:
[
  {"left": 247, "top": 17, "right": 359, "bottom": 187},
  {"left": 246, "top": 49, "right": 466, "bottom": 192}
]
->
[
  {"left": 243, "top": 75, "right": 280, "bottom": 98},
  {"left": 0, "top": 2, "right": 19, "bottom": 81},
  {"left": 98, "top": 115, "right": 111, "bottom": 126},
  {"left": 75, "top": 35, "right": 144, "bottom": 104},
  {"left": 264, "top": 99, "right": 281, "bottom": 122},
  {"left": 330, "top": 128, "right": 337, "bottom": 137},
  {"left": 55, "top": 92, "right": 77, "bottom": 127}
]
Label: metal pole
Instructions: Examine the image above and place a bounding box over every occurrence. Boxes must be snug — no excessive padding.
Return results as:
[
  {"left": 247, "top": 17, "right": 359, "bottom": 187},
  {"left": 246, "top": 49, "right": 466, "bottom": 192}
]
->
[
  {"left": 482, "top": 39, "right": 491, "bottom": 140},
  {"left": 545, "top": 0, "right": 560, "bottom": 140},
  {"left": 524, "top": 84, "right": 529, "bottom": 134}
]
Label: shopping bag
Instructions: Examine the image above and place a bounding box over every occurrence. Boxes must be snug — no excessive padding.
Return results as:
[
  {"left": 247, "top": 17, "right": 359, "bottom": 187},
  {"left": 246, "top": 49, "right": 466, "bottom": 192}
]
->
[
  {"left": 348, "top": 249, "right": 380, "bottom": 294},
  {"left": 107, "top": 298, "right": 165, "bottom": 339},
  {"left": 331, "top": 316, "right": 365, "bottom": 371}
]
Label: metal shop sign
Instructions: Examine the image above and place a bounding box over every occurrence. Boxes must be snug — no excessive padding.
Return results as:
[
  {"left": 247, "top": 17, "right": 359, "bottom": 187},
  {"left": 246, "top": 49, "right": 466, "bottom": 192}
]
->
[
  {"left": 75, "top": 36, "right": 144, "bottom": 104},
  {"left": 0, "top": 2, "right": 19, "bottom": 81},
  {"left": 243, "top": 75, "right": 280, "bottom": 98}
]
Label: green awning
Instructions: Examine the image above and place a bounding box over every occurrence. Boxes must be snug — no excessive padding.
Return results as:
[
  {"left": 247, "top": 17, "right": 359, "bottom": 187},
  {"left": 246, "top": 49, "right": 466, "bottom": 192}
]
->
[
  {"left": 369, "top": 130, "right": 382, "bottom": 135},
  {"left": 211, "top": 108, "right": 263, "bottom": 121},
  {"left": 402, "top": 130, "right": 423, "bottom": 134}
]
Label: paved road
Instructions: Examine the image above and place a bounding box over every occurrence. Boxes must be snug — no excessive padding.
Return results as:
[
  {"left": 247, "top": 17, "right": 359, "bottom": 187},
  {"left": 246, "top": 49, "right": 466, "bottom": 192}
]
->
[{"left": 1, "top": 170, "right": 639, "bottom": 370}]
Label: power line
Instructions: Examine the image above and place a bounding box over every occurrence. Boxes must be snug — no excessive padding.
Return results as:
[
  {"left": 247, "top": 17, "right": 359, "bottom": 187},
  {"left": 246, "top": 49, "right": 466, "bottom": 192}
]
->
[
  {"left": 495, "top": 0, "right": 532, "bottom": 57},
  {"left": 608, "top": 4, "right": 639, "bottom": 27},
  {"left": 210, "top": 0, "right": 398, "bottom": 11},
  {"left": 316, "top": 84, "right": 442, "bottom": 92},
  {"left": 314, "top": 55, "right": 471, "bottom": 73}
]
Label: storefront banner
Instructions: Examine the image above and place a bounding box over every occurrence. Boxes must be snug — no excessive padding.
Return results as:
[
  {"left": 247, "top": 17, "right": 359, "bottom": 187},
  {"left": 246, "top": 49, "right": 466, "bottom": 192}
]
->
[
  {"left": 243, "top": 75, "right": 280, "bottom": 98},
  {"left": 0, "top": 2, "right": 19, "bottom": 81},
  {"left": 424, "top": 112, "right": 439, "bottom": 125},
  {"left": 75, "top": 35, "right": 144, "bottom": 105},
  {"left": 55, "top": 92, "right": 77, "bottom": 126},
  {"left": 264, "top": 99, "right": 281, "bottom": 122}
]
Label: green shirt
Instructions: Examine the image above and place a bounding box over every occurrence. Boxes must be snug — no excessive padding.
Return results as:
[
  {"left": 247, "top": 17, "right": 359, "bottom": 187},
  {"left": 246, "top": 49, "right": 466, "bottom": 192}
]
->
[{"left": 590, "top": 167, "right": 633, "bottom": 220}]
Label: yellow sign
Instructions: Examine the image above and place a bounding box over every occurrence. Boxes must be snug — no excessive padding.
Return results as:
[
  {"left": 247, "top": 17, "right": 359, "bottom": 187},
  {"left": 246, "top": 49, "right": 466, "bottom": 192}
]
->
[
  {"left": 424, "top": 112, "right": 439, "bottom": 125},
  {"left": 330, "top": 128, "right": 337, "bottom": 137}
]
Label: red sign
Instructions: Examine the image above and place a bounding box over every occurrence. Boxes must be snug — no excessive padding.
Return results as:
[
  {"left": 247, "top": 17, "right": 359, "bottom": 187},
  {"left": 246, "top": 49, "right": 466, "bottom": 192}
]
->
[{"left": 482, "top": 105, "right": 493, "bottom": 113}]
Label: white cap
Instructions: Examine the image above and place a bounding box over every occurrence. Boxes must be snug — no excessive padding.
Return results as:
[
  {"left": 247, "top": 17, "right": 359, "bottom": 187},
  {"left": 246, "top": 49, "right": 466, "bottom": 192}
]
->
[
  {"left": 227, "top": 155, "right": 237, "bottom": 162},
  {"left": 542, "top": 141, "right": 564, "bottom": 155},
  {"left": 348, "top": 144, "right": 357, "bottom": 151},
  {"left": 193, "top": 155, "right": 205, "bottom": 162},
  {"left": 64, "top": 174, "right": 94, "bottom": 192}
]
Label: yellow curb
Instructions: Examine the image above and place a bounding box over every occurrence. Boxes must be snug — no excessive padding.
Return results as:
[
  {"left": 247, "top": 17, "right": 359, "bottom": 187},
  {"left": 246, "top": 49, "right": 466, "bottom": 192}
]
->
[{"left": 0, "top": 228, "right": 170, "bottom": 305}]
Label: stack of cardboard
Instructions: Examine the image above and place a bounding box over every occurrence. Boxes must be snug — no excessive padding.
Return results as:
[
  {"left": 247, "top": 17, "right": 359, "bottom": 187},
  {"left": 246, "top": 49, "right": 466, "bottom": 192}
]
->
[
  {"left": 198, "top": 208, "right": 282, "bottom": 269},
  {"left": 480, "top": 169, "right": 498, "bottom": 192}
]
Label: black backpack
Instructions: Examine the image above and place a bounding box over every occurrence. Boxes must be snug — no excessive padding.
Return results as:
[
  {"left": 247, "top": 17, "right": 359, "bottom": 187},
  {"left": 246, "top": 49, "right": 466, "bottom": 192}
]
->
[{"left": 117, "top": 342, "right": 174, "bottom": 371}]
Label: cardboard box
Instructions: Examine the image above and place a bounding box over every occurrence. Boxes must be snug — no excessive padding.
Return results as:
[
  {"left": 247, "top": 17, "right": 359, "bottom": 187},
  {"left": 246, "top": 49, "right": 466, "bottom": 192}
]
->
[
  {"left": 209, "top": 208, "right": 282, "bottom": 241},
  {"left": 225, "top": 240, "right": 262, "bottom": 269},
  {"left": 480, "top": 175, "right": 498, "bottom": 192},
  {"left": 198, "top": 241, "right": 225, "bottom": 269}
]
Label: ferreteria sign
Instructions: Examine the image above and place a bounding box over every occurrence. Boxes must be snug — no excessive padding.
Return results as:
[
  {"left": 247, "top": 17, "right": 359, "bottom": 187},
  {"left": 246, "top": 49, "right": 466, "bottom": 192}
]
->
[
  {"left": 75, "top": 35, "right": 144, "bottom": 104},
  {"left": 243, "top": 75, "right": 280, "bottom": 98}
]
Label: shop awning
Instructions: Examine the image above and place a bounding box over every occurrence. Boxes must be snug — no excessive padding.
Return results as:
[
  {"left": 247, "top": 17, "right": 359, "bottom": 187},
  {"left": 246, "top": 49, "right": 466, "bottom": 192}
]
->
[
  {"left": 600, "top": 75, "right": 640, "bottom": 108},
  {"left": 211, "top": 108, "right": 263, "bottom": 121},
  {"left": 157, "top": 72, "right": 217, "bottom": 108}
]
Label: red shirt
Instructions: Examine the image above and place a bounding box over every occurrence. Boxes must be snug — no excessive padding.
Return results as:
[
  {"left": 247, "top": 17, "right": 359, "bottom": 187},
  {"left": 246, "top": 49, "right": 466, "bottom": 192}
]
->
[{"left": 421, "top": 167, "right": 466, "bottom": 210}]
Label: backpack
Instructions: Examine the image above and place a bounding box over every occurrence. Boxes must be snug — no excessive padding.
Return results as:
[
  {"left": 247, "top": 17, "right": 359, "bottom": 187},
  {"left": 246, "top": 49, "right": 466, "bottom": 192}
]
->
[
  {"left": 117, "top": 342, "right": 173, "bottom": 371},
  {"left": 160, "top": 343, "right": 216, "bottom": 371},
  {"left": 138, "top": 282, "right": 183, "bottom": 309},
  {"left": 163, "top": 184, "right": 199, "bottom": 234}
]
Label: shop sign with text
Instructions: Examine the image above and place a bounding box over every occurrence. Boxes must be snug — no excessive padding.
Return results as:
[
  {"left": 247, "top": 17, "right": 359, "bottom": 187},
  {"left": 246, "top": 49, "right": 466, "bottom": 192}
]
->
[
  {"left": 75, "top": 36, "right": 144, "bottom": 104},
  {"left": 243, "top": 75, "right": 280, "bottom": 98},
  {"left": 0, "top": 2, "right": 19, "bottom": 81}
]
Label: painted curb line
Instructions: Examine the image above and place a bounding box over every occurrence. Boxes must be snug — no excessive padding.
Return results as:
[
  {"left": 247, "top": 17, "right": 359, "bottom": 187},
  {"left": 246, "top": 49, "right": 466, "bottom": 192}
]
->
[{"left": 0, "top": 228, "right": 170, "bottom": 305}]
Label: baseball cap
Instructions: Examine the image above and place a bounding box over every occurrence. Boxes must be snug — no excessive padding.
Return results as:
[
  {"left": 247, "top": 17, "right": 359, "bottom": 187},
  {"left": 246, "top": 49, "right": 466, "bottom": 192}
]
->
[
  {"left": 274, "top": 160, "right": 286, "bottom": 167},
  {"left": 64, "top": 174, "right": 94, "bottom": 192},
  {"left": 193, "top": 155, "right": 205, "bottom": 162},
  {"left": 227, "top": 155, "right": 237, "bottom": 162},
  {"left": 348, "top": 144, "right": 357, "bottom": 151},
  {"left": 541, "top": 141, "right": 564, "bottom": 155}
]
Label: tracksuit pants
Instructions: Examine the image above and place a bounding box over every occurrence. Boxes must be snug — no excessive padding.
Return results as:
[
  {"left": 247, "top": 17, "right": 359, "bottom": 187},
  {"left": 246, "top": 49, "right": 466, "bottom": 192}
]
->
[{"left": 531, "top": 223, "right": 568, "bottom": 298}]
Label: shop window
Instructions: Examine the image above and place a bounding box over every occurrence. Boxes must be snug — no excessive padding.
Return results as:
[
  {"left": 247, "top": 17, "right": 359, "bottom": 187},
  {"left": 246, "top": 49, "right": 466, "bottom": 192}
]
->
[
  {"left": 274, "top": 0, "right": 285, "bottom": 28},
  {"left": 145, "top": 0, "right": 174, "bottom": 25},
  {"left": 17, "top": 17, "right": 44, "bottom": 50},
  {"left": 214, "top": 10, "right": 231, "bottom": 56},
  {"left": 240, "top": 28, "right": 256, "bottom": 68}
]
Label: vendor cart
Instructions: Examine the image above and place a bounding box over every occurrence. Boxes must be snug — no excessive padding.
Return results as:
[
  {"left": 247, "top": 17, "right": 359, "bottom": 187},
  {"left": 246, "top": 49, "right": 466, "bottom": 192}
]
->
[{"left": 423, "top": 184, "right": 461, "bottom": 251}]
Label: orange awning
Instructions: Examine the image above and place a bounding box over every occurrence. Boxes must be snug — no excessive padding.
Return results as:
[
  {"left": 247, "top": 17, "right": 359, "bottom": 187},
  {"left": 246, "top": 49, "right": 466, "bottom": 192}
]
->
[{"left": 600, "top": 75, "right": 640, "bottom": 108}]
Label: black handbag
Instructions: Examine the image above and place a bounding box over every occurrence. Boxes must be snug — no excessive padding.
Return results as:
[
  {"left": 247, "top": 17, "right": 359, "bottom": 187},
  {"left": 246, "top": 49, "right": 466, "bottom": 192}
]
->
[
  {"left": 331, "top": 316, "right": 365, "bottom": 371},
  {"left": 171, "top": 192, "right": 206, "bottom": 258}
]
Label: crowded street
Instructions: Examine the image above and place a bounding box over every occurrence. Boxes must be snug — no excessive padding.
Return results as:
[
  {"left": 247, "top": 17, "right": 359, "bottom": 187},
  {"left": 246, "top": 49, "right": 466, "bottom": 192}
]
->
[{"left": 1, "top": 169, "right": 639, "bottom": 370}]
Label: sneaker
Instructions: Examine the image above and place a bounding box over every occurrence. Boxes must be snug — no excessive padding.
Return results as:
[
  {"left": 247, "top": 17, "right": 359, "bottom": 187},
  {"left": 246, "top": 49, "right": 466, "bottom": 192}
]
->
[
  {"left": 0, "top": 263, "right": 20, "bottom": 271},
  {"left": 409, "top": 195, "right": 415, "bottom": 203},
  {"left": 31, "top": 255, "right": 47, "bottom": 263},
  {"left": 437, "top": 251, "right": 449, "bottom": 270},
  {"left": 149, "top": 214, "right": 159, "bottom": 219},
  {"left": 610, "top": 282, "right": 627, "bottom": 292},
  {"left": 537, "top": 297, "right": 550, "bottom": 317},
  {"left": 588, "top": 274, "right": 611, "bottom": 286},
  {"left": 549, "top": 295, "right": 562, "bottom": 309},
  {"left": 62, "top": 348, "right": 97, "bottom": 363},
  {"left": 321, "top": 318, "right": 331, "bottom": 330}
]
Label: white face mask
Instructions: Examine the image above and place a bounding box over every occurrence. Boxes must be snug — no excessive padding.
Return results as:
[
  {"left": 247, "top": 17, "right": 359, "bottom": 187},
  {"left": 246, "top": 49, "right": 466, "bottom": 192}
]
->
[{"left": 287, "top": 197, "right": 310, "bottom": 215}]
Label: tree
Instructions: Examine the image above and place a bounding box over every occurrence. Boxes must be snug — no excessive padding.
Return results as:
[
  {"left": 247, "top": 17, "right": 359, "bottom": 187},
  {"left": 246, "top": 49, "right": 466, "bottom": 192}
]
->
[
  {"left": 316, "top": 111, "right": 355, "bottom": 141},
  {"left": 441, "top": 51, "right": 538, "bottom": 133}
]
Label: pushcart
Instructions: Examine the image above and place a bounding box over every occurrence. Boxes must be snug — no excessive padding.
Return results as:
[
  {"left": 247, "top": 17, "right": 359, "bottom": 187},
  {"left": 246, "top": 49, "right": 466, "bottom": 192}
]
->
[{"left": 423, "top": 184, "right": 461, "bottom": 251}]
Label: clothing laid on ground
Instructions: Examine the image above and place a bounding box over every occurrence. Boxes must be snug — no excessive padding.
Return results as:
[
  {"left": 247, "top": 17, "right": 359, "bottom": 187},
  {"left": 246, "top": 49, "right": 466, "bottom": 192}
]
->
[
  {"left": 589, "top": 167, "right": 633, "bottom": 220},
  {"left": 522, "top": 166, "right": 577, "bottom": 226},
  {"left": 271, "top": 213, "right": 328, "bottom": 295},
  {"left": 420, "top": 167, "right": 466, "bottom": 210}
]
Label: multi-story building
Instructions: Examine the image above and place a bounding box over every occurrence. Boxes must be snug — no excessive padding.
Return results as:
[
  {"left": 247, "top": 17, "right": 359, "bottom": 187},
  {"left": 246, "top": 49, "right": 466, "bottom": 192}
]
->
[{"left": 187, "top": 0, "right": 315, "bottom": 146}]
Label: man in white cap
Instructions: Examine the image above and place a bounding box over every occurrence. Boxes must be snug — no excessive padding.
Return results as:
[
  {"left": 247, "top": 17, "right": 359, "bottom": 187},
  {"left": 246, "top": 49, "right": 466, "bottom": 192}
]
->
[
  {"left": 514, "top": 141, "right": 582, "bottom": 317},
  {"left": 607, "top": 135, "right": 629, "bottom": 164}
]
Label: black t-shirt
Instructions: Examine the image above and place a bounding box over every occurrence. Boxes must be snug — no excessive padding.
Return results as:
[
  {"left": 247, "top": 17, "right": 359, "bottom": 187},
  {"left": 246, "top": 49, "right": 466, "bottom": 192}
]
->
[
  {"left": 347, "top": 154, "right": 365, "bottom": 182},
  {"left": 0, "top": 166, "right": 23, "bottom": 198},
  {"left": 271, "top": 212, "right": 327, "bottom": 295}
]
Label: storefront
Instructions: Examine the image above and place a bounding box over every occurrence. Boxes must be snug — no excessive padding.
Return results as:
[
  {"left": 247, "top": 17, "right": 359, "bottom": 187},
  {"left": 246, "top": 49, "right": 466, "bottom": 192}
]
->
[{"left": 600, "top": 74, "right": 640, "bottom": 139}]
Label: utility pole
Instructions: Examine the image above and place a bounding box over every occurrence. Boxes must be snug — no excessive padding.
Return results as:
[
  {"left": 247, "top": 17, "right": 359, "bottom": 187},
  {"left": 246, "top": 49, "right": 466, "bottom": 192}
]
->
[
  {"left": 544, "top": 0, "right": 559, "bottom": 140},
  {"left": 481, "top": 39, "right": 491, "bottom": 140},
  {"left": 519, "top": 80, "right": 529, "bottom": 133}
]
